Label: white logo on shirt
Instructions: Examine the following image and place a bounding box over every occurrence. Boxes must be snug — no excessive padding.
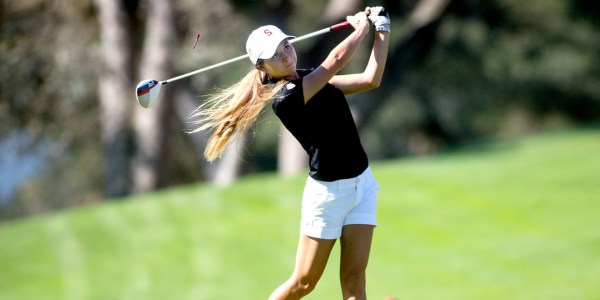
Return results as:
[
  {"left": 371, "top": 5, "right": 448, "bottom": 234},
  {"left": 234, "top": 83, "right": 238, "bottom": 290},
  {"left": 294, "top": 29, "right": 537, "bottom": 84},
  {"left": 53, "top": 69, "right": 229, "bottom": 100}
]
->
[{"left": 285, "top": 82, "right": 296, "bottom": 90}]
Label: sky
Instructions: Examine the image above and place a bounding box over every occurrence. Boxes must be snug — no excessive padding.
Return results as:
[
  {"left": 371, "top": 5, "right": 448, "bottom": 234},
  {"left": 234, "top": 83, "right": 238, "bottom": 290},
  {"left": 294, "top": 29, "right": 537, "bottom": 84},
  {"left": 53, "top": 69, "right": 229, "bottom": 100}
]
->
[{"left": 0, "top": 130, "right": 51, "bottom": 204}]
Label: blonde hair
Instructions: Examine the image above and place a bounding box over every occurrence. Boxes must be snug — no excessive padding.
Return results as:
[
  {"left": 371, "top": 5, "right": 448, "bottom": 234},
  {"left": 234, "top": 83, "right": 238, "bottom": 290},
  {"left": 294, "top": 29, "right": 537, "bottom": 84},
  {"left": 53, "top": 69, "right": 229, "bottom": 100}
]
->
[{"left": 188, "top": 68, "right": 286, "bottom": 161}]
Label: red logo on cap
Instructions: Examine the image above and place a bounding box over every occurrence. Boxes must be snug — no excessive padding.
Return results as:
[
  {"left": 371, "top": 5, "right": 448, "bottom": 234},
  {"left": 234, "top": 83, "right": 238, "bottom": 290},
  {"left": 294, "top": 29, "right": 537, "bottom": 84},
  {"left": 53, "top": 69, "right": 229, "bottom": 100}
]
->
[{"left": 264, "top": 29, "right": 272, "bottom": 36}]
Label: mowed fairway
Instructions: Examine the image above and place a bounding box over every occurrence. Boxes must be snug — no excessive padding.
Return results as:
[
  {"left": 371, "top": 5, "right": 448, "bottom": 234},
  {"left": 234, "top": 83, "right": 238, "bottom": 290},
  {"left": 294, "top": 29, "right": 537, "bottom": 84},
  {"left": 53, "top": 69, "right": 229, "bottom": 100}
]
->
[{"left": 1, "top": 128, "right": 599, "bottom": 299}]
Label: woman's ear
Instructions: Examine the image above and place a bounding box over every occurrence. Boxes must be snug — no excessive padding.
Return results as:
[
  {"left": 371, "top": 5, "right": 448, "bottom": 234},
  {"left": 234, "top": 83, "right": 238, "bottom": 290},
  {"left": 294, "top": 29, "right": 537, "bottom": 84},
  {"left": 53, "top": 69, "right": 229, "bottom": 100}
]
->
[{"left": 255, "top": 60, "right": 265, "bottom": 72}]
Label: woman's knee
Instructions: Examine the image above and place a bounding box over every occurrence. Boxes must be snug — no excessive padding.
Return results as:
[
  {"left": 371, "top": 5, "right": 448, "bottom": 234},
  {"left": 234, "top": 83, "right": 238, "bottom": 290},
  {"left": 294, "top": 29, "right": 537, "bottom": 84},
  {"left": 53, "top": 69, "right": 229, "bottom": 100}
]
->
[
  {"left": 340, "top": 271, "right": 366, "bottom": 295},
  {"left": 276, "top": 274, "right": 320, "bottom": 299},
  {"left": 295, "top": 273, "right": 320, "bottom": 295}
]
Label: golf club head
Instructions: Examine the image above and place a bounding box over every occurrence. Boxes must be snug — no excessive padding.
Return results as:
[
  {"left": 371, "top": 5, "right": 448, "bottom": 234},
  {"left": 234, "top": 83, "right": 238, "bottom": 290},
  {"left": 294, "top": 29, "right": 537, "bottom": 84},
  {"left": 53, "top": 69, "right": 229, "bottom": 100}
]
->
[{"left": 136, "top": 79, "right": 162, "bottom": 108}]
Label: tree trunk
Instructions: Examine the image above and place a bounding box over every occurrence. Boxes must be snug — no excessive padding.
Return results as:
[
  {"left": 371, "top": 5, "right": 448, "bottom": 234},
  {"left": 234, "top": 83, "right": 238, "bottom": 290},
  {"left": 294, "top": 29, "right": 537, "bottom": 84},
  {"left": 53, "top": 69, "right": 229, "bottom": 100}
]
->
[
  {"left": 94, "top": 0, "right": 134, "bottom": 198},
  {"left": 213, "top": 132, "right": 249, "bottom": 186},
  {"left": 320, "top": 0, "right": 362, "bottom": 23},
  {"left": 277, "top": 125, "right": 307, "bottom": 176},
  {"left": 174, "top": 86, "right": 212, "bottom": 180},
  {"left": 132, "top": 0, "right": 176, "bottom": 193}
]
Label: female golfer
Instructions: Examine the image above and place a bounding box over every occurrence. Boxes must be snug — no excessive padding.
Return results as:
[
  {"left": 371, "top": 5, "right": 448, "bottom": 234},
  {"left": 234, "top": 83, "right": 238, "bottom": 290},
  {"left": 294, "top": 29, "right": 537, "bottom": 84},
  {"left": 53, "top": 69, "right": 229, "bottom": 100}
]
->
[{"left": 191, "top": 7, "right": 390, "bottom": 299}]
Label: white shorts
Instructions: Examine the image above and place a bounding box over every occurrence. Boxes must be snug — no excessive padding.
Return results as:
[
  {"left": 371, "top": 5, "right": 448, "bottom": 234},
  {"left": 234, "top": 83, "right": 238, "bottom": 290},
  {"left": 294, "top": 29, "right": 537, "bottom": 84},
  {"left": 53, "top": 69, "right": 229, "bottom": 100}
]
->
[{"left": 300, "top": 167, "right": 379, "bottom": 240}]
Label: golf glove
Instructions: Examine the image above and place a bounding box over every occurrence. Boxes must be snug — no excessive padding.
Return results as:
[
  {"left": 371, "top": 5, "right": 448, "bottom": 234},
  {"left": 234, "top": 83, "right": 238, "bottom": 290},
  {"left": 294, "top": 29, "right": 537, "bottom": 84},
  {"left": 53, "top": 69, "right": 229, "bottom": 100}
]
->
[{"left": 367, "top": 6, "right": 390, "bottom": 32}]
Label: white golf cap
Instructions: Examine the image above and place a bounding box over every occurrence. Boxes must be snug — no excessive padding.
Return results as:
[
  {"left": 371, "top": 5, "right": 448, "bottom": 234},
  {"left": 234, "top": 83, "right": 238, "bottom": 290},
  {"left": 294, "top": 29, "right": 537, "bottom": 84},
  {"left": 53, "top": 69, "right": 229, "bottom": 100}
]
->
[{"left": 246, "top": 25, "right": 295, "bottom": 65}]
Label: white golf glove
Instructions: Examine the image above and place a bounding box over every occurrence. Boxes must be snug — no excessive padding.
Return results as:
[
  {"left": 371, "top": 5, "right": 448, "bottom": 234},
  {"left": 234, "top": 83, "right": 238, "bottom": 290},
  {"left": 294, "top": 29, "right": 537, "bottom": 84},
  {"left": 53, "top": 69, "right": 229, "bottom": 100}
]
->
[{"left": 367, "top": 6, "right": 390, "bottom": 32}]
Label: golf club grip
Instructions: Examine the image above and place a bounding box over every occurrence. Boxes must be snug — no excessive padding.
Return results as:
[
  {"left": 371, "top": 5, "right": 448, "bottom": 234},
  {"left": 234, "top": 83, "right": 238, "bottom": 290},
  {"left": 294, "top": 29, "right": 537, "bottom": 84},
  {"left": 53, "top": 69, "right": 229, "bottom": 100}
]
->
[{"left": 330, "top": 21, "right": 351, "bottom": 31}]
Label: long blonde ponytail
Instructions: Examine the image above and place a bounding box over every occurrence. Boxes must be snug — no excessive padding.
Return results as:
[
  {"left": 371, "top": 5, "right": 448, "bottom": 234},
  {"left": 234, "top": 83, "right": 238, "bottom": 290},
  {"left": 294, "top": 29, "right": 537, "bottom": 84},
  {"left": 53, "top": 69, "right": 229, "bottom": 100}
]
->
[{"left": 188, "top": 69, "right": 286, "bottom": 161}]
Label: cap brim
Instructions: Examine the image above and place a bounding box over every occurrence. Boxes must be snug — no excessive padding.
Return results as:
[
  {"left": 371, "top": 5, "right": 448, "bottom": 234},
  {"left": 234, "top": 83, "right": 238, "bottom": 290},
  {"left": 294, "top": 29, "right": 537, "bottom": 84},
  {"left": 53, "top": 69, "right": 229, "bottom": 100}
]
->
[{"left": 257, "top": 35, "right": 295, "bottom": 61}]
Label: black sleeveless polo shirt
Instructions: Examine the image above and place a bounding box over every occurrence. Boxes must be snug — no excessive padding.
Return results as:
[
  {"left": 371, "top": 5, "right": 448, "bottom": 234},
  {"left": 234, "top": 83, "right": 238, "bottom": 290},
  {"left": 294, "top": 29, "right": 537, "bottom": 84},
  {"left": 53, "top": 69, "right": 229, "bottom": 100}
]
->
[{"left": 271, "top": 69, "right": 368, "bottom": 181}]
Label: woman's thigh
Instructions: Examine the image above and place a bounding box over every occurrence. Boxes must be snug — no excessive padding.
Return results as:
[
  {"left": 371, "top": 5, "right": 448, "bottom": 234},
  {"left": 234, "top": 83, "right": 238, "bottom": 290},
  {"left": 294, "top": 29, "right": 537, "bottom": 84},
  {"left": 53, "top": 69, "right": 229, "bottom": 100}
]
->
[
  {"left": 292, "top": 235, "right": 337, "bottom": 281},
  {"left": 340, "top": 224, "right": 374, "bottom": 275}
]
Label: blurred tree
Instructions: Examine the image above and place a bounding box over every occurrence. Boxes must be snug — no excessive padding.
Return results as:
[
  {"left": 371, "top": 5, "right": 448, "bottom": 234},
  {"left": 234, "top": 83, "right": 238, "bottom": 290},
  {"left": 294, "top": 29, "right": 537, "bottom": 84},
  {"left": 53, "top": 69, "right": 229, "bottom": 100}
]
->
[
  {"left": 1, "top": 0, "right": 103, "bottom": 219},
  {"left": 351, "top": 0, "right": 452, "bottom": 131},
  {"left": 132, "top": 0, "right": 176, "bottom": 193},
  {"left": 357, "top": 0, "right": 600, "bottom": 159},
  {"left": 94, "top": 0, "right": 137, "bottom": 197}
]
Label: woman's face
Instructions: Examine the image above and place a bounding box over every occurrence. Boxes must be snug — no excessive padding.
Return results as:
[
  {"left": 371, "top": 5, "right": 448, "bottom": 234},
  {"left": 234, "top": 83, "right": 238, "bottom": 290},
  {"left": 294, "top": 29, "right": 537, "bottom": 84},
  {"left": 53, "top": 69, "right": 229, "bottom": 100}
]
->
[{"left": 260, "top": 39, "right": 297, "bottom": 80}]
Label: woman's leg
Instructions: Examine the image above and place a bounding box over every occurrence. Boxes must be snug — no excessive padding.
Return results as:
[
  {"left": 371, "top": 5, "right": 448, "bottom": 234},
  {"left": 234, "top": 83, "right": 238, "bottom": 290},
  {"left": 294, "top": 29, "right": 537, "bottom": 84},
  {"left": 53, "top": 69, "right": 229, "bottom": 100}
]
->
[
  {"left": 269, "top": 235, "right": 336, "bottom": 300},
  {"left": 339, "top": 224, "right": 374, "bottom": 300}
]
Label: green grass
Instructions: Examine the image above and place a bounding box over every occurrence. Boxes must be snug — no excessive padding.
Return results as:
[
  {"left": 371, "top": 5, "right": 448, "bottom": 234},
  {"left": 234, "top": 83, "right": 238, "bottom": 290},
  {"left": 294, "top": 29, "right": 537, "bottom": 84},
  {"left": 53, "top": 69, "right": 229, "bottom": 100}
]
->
[{"left": 1, "top": 128, "right": 599, "bottom": 299}]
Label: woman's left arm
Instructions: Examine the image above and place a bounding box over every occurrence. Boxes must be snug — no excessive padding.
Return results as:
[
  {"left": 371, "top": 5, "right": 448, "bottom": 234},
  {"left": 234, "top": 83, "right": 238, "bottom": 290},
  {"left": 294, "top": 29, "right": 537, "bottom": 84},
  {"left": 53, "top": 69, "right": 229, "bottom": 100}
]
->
[{"left": 329, "top": 9, "right": 390, "bottom": 95}]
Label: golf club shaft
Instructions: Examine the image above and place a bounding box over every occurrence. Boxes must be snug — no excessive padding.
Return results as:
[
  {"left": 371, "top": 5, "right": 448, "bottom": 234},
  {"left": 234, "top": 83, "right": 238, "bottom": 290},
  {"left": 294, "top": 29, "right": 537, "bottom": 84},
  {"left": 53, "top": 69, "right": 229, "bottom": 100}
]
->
[{"left": 161, "top": 21, "right": 351, "bottom": 85}]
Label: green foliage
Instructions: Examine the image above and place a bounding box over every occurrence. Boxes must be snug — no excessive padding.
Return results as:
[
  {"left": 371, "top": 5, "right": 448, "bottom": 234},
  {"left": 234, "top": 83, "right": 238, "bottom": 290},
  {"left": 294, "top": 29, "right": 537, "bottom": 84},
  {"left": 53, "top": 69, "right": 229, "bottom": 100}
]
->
[
  {"left": 411, "top": 0, "right": 600, "bottom": 134},
  {"left": 1, "top": 128, "right": 599, "bottom": 299}
]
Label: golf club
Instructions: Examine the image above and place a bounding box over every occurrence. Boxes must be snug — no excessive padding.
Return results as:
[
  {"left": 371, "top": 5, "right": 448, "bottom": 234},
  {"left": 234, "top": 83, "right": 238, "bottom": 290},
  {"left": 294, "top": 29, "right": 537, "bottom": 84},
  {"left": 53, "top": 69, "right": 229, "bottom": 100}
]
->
[{"left": 135, "top": 20, "right": 351, "bottom": 108}]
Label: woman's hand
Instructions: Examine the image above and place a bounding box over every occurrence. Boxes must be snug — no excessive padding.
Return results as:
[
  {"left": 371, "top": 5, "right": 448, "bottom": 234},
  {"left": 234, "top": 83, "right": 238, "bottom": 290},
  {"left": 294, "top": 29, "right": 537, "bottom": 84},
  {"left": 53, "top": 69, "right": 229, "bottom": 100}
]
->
[
  {"left": 366, "top": 6, "right": 391, "bottom": 32},
  {"left": 346, "top": 11, "right": 370, "bottom": 32}
]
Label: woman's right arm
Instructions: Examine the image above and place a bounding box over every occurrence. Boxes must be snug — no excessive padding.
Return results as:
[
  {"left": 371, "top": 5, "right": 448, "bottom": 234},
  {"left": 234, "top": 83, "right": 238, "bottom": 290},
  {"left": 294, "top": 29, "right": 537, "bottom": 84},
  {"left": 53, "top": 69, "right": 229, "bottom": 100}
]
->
[{"left": 301, "top": 12, "right": 370, "bottom": 103}]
